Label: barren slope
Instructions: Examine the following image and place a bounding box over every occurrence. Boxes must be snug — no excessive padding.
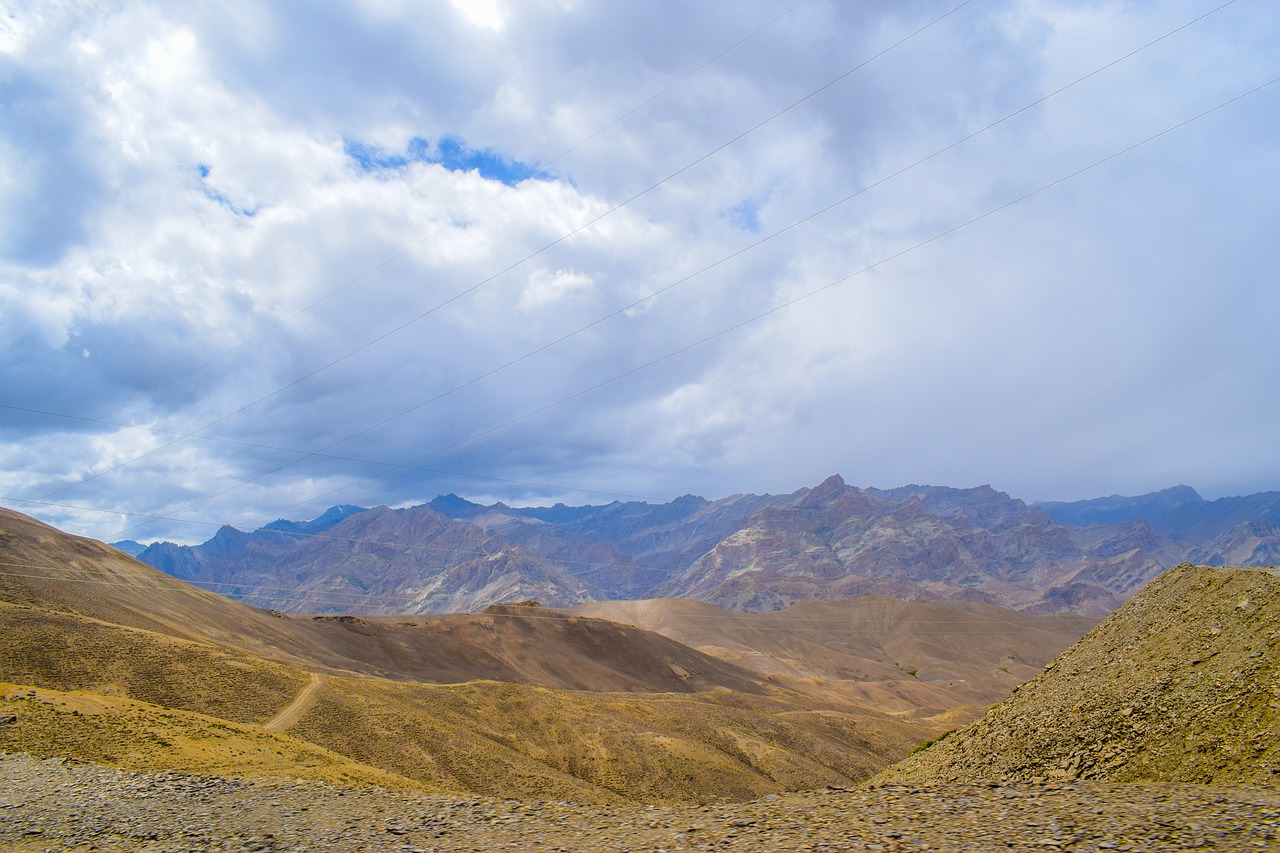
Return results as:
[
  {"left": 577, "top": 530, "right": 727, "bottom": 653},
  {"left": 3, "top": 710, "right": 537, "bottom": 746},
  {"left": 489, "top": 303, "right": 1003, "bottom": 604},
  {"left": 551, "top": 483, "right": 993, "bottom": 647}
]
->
[
  {"left": 0, "top": 507, "right": 315, "bottom": 655},
  {"left": 879, "top": 563, "right": 1280, "bottom": 786},
  {"left": 284, "top": 603, "right": 770, "bottom": 693},
  {"left": 572, "top": 596, "right": 1095, "bottom": 713},
  {"left": 0, "top": 682, "right": 417, "bottom": 789},
  {"left": 288, "top": 675, "right": 940, "bottom": 803}
]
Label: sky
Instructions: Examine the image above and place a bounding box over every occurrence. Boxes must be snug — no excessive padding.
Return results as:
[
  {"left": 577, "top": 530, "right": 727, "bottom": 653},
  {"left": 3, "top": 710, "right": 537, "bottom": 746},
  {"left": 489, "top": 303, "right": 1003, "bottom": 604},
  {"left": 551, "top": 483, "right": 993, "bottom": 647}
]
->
[{"left": 1, "top": 0, "right": 1278, "bottom": 545}]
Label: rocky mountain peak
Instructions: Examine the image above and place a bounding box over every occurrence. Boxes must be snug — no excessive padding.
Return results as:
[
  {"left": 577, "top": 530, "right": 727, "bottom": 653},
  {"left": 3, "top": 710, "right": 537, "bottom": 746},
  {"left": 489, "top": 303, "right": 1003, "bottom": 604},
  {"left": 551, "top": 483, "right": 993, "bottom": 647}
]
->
[{"left": 804, "top": 473, "right": 848, "bottom": 504}]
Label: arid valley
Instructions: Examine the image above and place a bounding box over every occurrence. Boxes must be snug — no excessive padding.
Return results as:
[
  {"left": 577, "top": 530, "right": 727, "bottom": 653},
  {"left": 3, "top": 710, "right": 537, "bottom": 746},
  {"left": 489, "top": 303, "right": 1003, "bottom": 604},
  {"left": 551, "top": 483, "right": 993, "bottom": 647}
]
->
[{"left": 4, "top": 484, "right": 1280, "bottom": 850}]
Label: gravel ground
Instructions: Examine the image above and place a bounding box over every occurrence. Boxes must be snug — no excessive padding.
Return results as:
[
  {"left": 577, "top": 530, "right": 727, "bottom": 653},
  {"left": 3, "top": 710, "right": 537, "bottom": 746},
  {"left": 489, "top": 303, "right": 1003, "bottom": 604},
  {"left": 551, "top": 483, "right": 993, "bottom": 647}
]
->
[{"left": 4, "top": 754, "right": 1280, "bottom": 852}]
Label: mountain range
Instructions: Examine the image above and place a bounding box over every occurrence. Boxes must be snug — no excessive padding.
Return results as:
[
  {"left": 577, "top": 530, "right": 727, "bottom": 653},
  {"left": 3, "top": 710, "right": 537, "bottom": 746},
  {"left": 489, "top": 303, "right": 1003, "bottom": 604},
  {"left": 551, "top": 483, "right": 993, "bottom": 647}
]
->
[{"left": 124, "top": 477, "right": 1280, "bottom": 616}]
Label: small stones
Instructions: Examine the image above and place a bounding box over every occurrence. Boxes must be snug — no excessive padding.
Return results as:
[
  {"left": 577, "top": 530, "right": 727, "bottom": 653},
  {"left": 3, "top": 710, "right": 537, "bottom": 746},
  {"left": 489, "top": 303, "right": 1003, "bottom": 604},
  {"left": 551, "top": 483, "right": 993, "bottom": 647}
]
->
[{"left": 4, "top": 755, "right": 1280, "bottom": 851}]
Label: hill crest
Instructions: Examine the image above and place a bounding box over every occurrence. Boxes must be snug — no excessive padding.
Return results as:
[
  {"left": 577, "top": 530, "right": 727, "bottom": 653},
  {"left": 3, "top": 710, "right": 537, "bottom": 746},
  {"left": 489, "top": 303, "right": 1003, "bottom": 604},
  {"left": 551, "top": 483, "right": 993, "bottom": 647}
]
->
[{"left": 877, "top": 563, "right": 1280, "bottom": 786}]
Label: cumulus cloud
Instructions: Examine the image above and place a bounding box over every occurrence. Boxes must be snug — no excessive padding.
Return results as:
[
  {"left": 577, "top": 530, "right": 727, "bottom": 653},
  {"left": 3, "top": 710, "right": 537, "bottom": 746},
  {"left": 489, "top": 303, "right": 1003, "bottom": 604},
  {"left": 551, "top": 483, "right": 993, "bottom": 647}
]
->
[{"left": 1, "top": 0, "right": 1277, "bottom": 543}]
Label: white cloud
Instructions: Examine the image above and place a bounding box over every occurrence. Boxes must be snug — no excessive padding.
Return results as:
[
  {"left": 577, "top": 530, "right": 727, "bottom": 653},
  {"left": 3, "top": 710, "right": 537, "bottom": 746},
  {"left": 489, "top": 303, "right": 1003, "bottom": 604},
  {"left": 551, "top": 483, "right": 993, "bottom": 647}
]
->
[
  {"left": 517, "top": 268, "right": 595, "bottom": 311},
  {"left": 0, "top": 0, "right": 1277, "bottom": 541},
  {"left": 449, "top": 0, "right": 507, "bottom": 32}
]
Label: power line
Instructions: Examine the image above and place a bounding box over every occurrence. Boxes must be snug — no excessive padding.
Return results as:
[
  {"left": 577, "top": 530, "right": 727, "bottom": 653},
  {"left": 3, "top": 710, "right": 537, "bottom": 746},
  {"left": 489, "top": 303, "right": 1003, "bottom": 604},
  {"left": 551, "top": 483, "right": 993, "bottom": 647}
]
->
[
  {"left": 0, "top": 0, "right": 1213, "bottom": 511},
  {"left": 0, "top": 3, "right": 809, "bottom": 487},
  {"left": 240, "top": 0, "right": 1240, "bottom": 478},
  {"left": 27, "top": 1, "right": 977, "bottom": 506},
  {"left": 0, "top": 404, "right": 662, "bottom": 503}
]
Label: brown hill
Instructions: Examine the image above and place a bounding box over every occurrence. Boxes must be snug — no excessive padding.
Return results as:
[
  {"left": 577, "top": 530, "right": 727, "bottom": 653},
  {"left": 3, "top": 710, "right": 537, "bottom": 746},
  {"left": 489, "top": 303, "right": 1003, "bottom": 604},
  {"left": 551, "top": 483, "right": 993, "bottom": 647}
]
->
[
  {"left": 877, "top": 563, "right": 1280, "bottom": 786},
  {"left": 284, "top": 603, "right": 769, "bottom": 693},
  {"left": 0, "top": 506, "right": 338, "bottom": 660},
  {"left": 572, "top": 597, "right": 1095, "bottom": 715}
]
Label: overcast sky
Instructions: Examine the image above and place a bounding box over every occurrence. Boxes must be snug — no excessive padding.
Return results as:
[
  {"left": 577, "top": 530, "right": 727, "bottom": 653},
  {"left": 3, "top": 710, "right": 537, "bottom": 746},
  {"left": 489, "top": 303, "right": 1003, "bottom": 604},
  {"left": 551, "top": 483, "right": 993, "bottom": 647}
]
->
[{"left": 2, "top": 0, "right": 1278, "bottom": 544}]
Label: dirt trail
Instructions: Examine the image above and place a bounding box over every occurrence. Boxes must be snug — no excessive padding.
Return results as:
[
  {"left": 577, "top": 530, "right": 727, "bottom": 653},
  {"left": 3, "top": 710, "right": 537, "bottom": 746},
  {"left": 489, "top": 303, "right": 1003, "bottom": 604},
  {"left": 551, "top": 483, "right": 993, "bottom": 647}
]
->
[{"left": 264, "top": 672, "right": 325, "bottom": 732}]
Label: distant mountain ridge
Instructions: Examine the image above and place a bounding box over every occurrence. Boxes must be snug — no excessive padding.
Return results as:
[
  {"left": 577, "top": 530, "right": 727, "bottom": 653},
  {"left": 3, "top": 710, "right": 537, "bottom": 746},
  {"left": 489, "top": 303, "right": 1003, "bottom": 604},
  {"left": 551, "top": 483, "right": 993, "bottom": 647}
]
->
[
  {"left": 1037, "top": 485, "right": 1280, "bottom": 542},
  {"left": 1034, "top": 485, "right": 1206, "bottom": 528},
  {"left": 124, "top": 478, "right": 1280, "bottom": 616}
]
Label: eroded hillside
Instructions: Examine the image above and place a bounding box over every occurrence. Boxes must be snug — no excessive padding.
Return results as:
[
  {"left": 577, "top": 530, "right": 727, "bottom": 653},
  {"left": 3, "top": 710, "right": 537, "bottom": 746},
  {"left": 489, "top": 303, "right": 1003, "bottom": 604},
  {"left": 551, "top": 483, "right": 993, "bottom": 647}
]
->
[{"left": 878, "top": 563, "right": 1280, "bottom": 786}]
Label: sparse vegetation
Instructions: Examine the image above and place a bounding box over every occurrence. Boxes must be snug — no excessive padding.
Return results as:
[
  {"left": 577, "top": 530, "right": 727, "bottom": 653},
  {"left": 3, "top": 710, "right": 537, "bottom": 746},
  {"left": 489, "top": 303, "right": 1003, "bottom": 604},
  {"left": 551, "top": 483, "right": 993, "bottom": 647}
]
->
[
  {"left": 908, "top": 727, "right": 957, "bottom": 756},
  {"left": 0, "top": 682, "right": 416, "bottom": 788},
  {"left": 0, "top": 602, "right": 308, "bottom": 724},
  {"left": 287, "top": 675, "right": 942, "bottom": 802},
  {"left": 880, "top": 565, "right": 1280, "bottom": 787}
]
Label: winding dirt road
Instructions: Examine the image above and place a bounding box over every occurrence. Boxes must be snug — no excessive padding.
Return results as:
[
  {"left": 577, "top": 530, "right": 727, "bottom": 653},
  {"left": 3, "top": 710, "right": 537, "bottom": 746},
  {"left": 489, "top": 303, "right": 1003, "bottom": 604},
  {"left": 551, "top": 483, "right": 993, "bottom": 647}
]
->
[{"left": 264, "top": 672, "right": 326, "bottom": 732}]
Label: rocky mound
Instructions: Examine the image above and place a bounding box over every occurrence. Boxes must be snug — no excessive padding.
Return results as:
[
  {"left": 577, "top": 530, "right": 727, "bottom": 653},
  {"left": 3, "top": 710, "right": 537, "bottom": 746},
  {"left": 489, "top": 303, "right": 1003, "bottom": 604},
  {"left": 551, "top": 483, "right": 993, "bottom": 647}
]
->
[{"left": 878, "top": 563, "right": 1280, "bottom": 786}]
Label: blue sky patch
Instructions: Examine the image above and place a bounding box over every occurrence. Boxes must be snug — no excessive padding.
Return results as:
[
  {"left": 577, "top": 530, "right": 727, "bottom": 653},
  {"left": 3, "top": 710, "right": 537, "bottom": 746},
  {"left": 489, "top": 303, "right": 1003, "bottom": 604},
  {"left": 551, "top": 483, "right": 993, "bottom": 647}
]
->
[
  {"left": 195, "top": 164, "right": 258, "bottom": 217},
  {"left": 344, "top": 135, "right": 547, "bottom": 186},
  {"left": 724, "top": 198, "right": 762, "bottom": 233}
]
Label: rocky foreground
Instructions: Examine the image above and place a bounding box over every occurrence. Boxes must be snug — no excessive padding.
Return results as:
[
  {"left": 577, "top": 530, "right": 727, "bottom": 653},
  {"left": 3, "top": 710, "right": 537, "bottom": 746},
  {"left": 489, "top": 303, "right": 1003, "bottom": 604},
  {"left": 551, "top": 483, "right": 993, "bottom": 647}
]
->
[{"left": 3, "top": 754, "right": 1279, "bottom": 852}]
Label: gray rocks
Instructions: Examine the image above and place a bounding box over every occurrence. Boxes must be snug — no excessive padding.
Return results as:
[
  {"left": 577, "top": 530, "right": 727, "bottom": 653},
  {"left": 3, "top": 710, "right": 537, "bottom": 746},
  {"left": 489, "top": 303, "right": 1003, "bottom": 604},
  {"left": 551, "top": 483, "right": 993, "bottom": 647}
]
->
[{"left": 3, "top": 753, "right": 1280, "bottom": 851}]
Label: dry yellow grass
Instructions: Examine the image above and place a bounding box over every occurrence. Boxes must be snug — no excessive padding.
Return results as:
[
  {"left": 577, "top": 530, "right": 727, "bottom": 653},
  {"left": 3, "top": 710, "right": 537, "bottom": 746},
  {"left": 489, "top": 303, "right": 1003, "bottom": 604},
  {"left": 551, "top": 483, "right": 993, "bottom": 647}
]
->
[
  {"left": 0, "top": 601, "right": 309, "bottom": 725},
  {"left": 289, "top": 675, "right": 944, "bottom": 803},
  {"left": 0, "top": 681, "right": 421, "bottom": 789},
  {"left": 0, "top": 594, "right": 943, "bottom": 803}
]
